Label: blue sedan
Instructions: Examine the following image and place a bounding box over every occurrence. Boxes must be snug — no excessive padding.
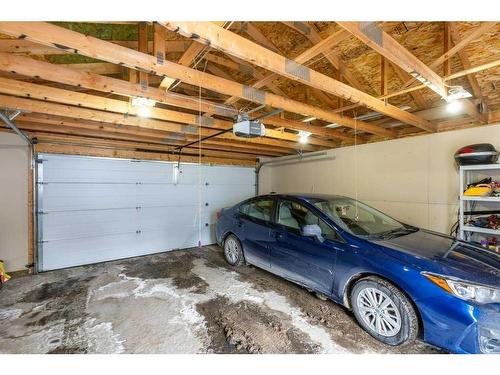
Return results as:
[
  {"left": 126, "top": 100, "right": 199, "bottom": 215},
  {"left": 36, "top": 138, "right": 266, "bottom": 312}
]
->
[{"left": 215, "top": 194, "right": 500, "bottom": 354}]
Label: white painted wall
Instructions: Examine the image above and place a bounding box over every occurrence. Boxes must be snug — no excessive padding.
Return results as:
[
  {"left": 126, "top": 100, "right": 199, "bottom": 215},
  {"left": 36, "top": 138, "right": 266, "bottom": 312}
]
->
[
  {"left": 0, "top": 132, "right": 29, "bottom": 272},
  {"left": 259, "top": 124, "right": 500, "bottom": 234}
]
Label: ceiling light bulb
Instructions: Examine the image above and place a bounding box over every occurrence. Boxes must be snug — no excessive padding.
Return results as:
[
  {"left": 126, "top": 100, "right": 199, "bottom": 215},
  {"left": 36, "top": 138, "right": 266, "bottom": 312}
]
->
[
  {"left": 137, "top": 105, "right": 151, "bottom": 118},
  {"left": 298, "top": 131, "right": 311, "bottom": 144},
  {"left": 447, "top": 100, "right": 462, "bottom": 114}
]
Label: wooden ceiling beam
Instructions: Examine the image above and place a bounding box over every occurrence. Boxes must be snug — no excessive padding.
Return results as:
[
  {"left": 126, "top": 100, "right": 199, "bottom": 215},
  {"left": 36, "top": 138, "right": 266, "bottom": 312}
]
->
[
  {"left": 381, "top": 56, "right": 388, "bottom": 96},
  {"left": 138, "top": 22, "right": 149, "bottom": 90},
  {"left": 159, "top": 21, "right": 227, "bottom": 89},
  {"left": 389, "top": 62, "right": 429, "bottom": 109},
  {"left": 0, "top": 38, "right": 193, "bottom": 56},
  {"left": 0, "top": 81, "right": 323, "bottom": 150},
  {"left": 58, "top": 62, "right": 123, "bottom": 75},
  {"left": 0, "top": 22, "right": 394, "bottom": 138},
  {"left": 281, "top": 22, "right": 365, "bottom": 91},
  {"left": 8, "top": 122, "right": 261, "bottom": 161},
  {"left": 0, "top": 52, "right": 236, "bottom": 118},
  {"left": 163, "top": 22, "right": 435, "bottom": 133},
  {"left": 31, "top": 140, "right": 257, "bottom": 167},
  {"left": 334, "top": 58, "right": 500, "bottom": 114},
  {"left": 338, "top": 22, "right": 446, "bottom": 98},
  {"left": 224, "top": 26, "right": 354, "bottom": 107},
  {"left": 449, "top": 23, "right": 483, "bottom": 99},
  {"left": 398, "top": 22, "right": 498, "bottom": 91},
  {"left": 19, "top": 113, "right": 289, "bottom": 156}
]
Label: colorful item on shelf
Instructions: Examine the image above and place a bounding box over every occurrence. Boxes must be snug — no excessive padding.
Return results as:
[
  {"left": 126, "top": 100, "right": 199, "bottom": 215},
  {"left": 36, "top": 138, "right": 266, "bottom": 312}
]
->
[
  {"left": 0, "top": 260, "right": 10, "bottom": 286},
  {"left": 466, "top": 215, "right": 500, "bottom": 230},
  {"left": 464, "top": 184, "right": 493, "bottom": 197},
  {"left": 463, "top": 178, "right": 500, "bottom": 197}
]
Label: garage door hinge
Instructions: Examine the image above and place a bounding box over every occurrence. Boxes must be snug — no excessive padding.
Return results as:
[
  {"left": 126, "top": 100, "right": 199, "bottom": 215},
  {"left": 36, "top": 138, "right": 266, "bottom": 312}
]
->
[
  {"left": 37, "top": 181, "right": 48, "bottom": 185},
  {"left": 136, "top": 230, "right": 142, "bottom": 234},
  {"left": 36, "top": 158, "right": 46, "bottom": 163},
  {"left": 36, "top": 211, "right": 47, "bottom": 215},
  {"left": 135, "top": 182, "right": 143, "bottom": 185},
  {"left": 135, "top": 206, "right": 142, "bottom": 210},
  {"left": 38, "top": 240, "right": 48, "bottom": 244}
]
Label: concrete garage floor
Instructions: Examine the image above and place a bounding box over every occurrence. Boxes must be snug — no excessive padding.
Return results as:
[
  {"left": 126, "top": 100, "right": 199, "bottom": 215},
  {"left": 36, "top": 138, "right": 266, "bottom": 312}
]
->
[{"left": 0, "top": 246, "right": 441, "bottom": 354}]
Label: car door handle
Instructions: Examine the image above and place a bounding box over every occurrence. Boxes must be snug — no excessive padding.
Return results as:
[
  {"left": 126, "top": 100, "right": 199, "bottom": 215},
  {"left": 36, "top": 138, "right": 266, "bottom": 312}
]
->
[
  {"left": 272, "top": 231, "right": 284, "bottom": 240},
  {"left": 237, "top": 220, "right": 243, "bottom": 227}
]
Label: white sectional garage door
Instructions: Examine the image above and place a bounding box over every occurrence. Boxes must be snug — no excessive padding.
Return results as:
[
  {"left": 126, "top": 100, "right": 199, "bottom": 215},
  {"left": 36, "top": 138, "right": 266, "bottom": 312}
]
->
[{"left": 37, "top": 154, "right": 254, "bottom": 271}]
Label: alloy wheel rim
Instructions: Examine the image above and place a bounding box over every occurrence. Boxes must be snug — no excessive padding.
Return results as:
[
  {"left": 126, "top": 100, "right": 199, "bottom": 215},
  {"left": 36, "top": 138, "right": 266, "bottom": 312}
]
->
[
  {"left": 356, "top": 287, "right": 402, "bottom": 337},
  {"left": 225, "top": 238, "right": 239, "bottom": 263}
]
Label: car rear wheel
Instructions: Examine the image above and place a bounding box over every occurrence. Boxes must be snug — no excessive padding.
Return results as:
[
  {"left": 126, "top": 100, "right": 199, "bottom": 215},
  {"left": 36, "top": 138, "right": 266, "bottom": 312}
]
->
[
  {"left": 351, "top": 277, "right": 418, "bottom": 346},
  {"left": 223, "top": 234, "right": 245, "bottom": 266}
]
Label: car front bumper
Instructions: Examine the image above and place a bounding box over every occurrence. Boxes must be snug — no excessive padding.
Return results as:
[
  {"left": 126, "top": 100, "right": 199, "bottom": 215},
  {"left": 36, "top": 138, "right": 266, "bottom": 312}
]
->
[{"left": 416, "top": 293, "right": 500, "bottom": 353}]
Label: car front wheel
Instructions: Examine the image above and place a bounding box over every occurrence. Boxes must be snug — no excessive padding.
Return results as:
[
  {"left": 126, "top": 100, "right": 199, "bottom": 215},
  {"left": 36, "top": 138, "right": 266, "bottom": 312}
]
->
[
  {"left": 351, "top": 277, "right": 419, "bottom": 346},
  {"left": 223, "top": 234, "right": 245, "bottom": 266}
]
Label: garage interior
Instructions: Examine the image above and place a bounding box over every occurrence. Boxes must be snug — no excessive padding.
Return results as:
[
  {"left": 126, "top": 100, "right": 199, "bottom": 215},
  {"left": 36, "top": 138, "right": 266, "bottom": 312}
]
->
[{"left": 0, "top": 20, "right": 499, "bottom": 354}]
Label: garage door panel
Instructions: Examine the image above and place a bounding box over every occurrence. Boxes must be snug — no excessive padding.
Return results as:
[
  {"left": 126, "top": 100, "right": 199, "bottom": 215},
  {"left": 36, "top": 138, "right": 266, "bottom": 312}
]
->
[
  {"left": 43, "top": 156, "right": 142, "bottom": 183},
  {"left": 138, "top": 206, "right": 209, "bottom": 228},
  {"left": 204, "top": 165, "right": 256, "bottom": 185},
  {"left": 132, "top": 162, "right": 174, "bottom": 183},
  {"left": 137, "top": 184, "right": 200, "bottom": 206},
  {"left": 205, "top": 184, "right": 253, "bottom": 205},
  {"left": 42, "top": 183, "right": 137, "bottom": 211},
  {"left": 40, "top": 232, "right": 140, "bottom": 271},
  {"left": 38, "top": 154, "right": 254, "bottom": 271},
  {"left": 136, "top": 228, "right": 211, "bottom": 253},
  {"left": 42, "top": 209, "right": 138, "bottom": 241}
]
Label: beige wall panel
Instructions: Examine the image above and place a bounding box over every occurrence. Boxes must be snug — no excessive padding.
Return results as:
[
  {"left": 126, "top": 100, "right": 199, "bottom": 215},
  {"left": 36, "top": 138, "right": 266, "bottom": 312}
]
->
[
  {"left": 0, "top": 132, "right": 29, "bottom": 272},
  {"left": 260, "top": 124, "right": 500, "bottom": 233}
]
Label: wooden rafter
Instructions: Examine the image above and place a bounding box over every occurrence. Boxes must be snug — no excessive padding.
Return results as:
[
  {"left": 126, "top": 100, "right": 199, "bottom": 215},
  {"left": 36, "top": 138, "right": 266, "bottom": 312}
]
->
[
  {"left": 333, "top": 57, "right": 500, "bottom": 114},
  {"left": 0, "top": 38, "right": 193, "bottom": 55},
  {"left": 138, "top": 22, "right": 149, "bottom": 90},
  {"left": 381, "top": 56, "right": 388, "bottom": 96},
  {"left": 281, "top": 22, "right": 365, "bottom": 92},
  {"left": 163, "top": 22, "right": 436, "bottom": 133},
  {"left": 225, "top": 26, "right": 354, "bottom": 108},
  {"left": 0, "top": 53, "right": 353, "bottom": 144},
  {"left": 338, "top": 22, "right": 447, "bottom": 98},
  {"left": 18, "top": 113, "right": 290, "bottom": 156},
  {"left": 0, "top": 22, "right": 394, "bottom": 138},
  {"left": 0, "top": 78, "right": 337, "bottom": 148},
  {"left": 449, "top": 23, "right": 483, "bottom": 99},
  {"left": 0, "top": 52, "right": 236, "bottom": 118},
  {"left": 159, "top": 21, "right": 227, "bottom": 89},
  {"left": 398, "top": 22, "right": 497, "bottom": 91}
]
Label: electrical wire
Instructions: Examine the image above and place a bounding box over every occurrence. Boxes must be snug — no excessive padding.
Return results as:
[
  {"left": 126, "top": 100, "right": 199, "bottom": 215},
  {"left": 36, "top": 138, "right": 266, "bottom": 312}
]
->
[
  {"left": 197, "top": 61, "right": 208, "bottom": 248},
  {"left": 354, "top": 111, "right": 359, "bottom": 221}
]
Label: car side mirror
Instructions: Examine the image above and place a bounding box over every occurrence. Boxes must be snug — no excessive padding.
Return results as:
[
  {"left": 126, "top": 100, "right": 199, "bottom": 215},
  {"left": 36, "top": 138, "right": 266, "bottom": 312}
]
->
[{"left": 301, "top": 224, "right": 324, "bottom": 243}]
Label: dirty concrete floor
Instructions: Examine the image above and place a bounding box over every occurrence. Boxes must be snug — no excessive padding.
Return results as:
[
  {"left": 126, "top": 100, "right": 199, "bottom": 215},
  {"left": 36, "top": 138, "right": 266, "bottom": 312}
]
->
[{"left": 0, "top": 246, "right": 441, "bottom": 354}]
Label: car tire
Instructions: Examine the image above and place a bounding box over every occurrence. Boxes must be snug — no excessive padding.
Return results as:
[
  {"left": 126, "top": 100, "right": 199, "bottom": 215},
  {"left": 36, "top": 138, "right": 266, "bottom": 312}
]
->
[
  {"left": 223, "top": 234, "right": 245, "bottom": 267},
  {"left": 350, "top": 276, "right": 418, "bottom": 346}
]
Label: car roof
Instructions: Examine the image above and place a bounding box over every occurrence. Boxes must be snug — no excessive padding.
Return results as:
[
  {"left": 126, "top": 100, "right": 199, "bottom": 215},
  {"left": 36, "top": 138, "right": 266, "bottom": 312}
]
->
[{"left": 258, "top": 193, "right": 348, "bottom": 202}]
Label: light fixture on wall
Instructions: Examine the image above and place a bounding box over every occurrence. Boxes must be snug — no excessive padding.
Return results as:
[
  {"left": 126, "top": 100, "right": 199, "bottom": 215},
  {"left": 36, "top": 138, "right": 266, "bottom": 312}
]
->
[
  {"left": 298, "top": 131, "right": 312, "bottom": 144},
  {"left": 132, "top": 97, "right": 156, "bottom": 118}
]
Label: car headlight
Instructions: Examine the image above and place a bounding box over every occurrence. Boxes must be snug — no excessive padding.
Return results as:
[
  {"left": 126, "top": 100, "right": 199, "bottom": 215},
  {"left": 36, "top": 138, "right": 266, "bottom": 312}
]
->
[{"left": 422, "top": 272, "right": 500, "bottom": 304}]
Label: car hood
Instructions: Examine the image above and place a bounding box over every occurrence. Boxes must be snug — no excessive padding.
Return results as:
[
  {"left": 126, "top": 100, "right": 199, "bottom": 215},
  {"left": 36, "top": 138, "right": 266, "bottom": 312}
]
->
[{"left": 372, "top": 229, "right": 500, "bottom": 286}]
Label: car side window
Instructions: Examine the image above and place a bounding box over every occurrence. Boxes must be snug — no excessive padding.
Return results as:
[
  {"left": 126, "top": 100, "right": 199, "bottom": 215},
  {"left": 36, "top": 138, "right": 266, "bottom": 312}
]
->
[
  {"left": 242, "top": 199, "right": 274, "bottom": 222},
  {"left": 277, "top": 200, "right": 343, "bottom": 242}
]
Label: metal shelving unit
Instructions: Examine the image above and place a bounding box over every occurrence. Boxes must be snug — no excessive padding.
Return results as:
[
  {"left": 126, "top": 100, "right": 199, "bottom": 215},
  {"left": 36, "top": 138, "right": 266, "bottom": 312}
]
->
[{"left": 459, "top": 163, "right": 500, "bottom": 241}]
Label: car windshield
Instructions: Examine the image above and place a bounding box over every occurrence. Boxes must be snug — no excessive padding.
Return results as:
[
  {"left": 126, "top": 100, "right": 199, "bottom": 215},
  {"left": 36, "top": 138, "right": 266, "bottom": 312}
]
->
[{"left": 313, "top": 197, "right": 413, "bottom": 237}]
